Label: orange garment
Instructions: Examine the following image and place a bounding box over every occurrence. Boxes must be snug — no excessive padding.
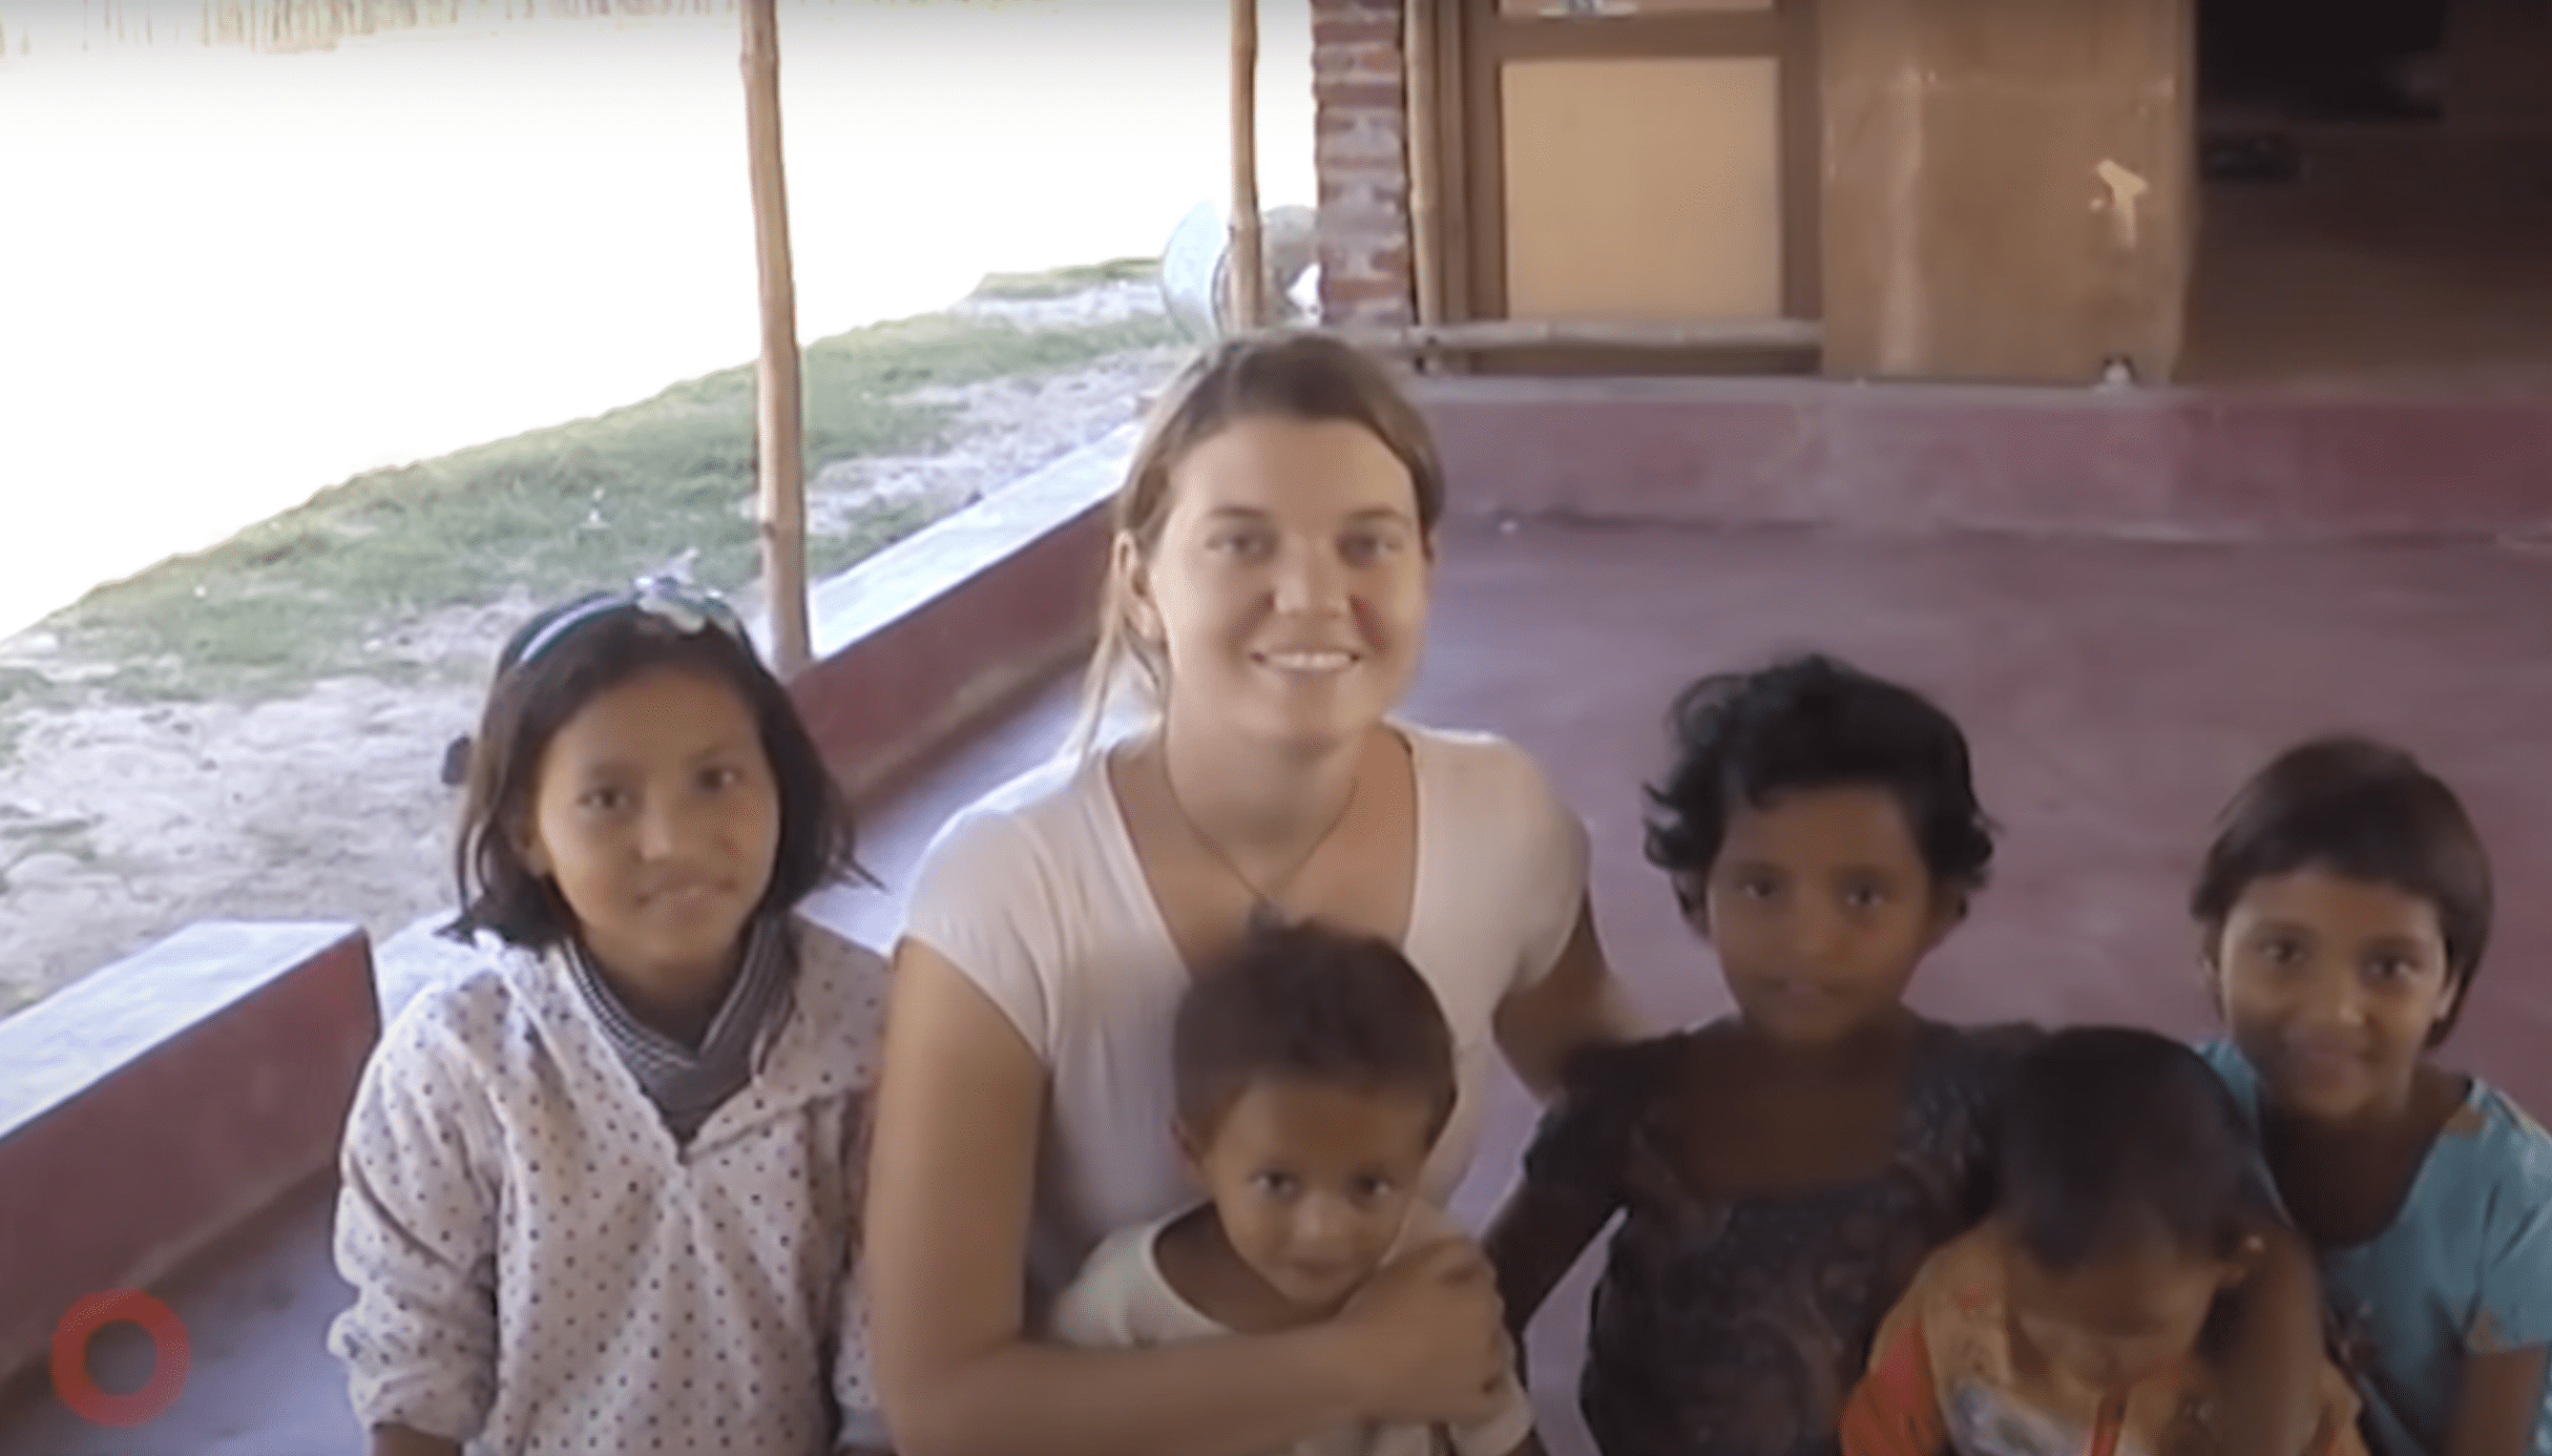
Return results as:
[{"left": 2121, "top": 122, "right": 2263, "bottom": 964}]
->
[{"left": 1839, "top": 1227, "right": 2368, "bottom": 1456}]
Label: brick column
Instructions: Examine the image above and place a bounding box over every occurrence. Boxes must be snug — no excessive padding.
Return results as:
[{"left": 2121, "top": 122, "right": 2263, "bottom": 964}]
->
[{"left": 1310, "top": 0, "right": 1415, "bottom": 326}]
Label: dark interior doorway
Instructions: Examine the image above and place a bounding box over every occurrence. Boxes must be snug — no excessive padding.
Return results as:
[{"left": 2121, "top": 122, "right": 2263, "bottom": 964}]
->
[{"left": 2181, "top": 0, "right": 2552, "bottom": 390}]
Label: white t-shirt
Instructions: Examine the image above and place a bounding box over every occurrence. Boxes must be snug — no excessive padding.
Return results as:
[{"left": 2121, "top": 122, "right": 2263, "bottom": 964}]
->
[
  {"left": 329, "top": 914, "right": 887, "bottom": 1455},
  {"left": 1049, "top": 1201, "right": 1537, "bottom": 1456},
  {"left": 898, "top": 722, "right": 1590, "bottom": 1300}
]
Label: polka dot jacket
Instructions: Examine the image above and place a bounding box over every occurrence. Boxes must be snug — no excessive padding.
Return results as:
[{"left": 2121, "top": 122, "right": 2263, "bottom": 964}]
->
[{"left": 327, "top": 913, "right": 886, "bottom": 1454}]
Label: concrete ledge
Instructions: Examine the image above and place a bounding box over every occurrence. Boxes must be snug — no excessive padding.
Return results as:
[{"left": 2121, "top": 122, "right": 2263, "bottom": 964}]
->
[
  {"left": 1418, "top": 377, "right": 2552, "bottom": 541},
  {"left": 0, "top": 424, "right": 1141, "bottom": 1389},
  {"left": 785, "top": 424, "right": 1131, "bottom": 801},
  {"left": 0, "top": 922, "right": 376, "bottom": 1383}
]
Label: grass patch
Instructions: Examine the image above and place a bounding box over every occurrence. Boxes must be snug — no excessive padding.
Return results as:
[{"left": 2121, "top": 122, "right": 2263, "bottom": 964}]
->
[
  {"left": 50, "top": 285, "right": 1179, "bottom": 702},
  {"left": 969, "top": 257, "right": 1158, "bottom": 301}
]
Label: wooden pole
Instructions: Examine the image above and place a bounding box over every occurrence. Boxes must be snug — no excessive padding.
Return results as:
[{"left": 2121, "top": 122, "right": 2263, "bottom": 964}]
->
[
  {"left": 1405, "top": 0, "right": 1442, "bottom": 328},
  {"left": 742, "top": 0, "right": 810, "bottom": 676},
  {"left": 1228, "top": 0, "right": 1266, "bottom": 331}
]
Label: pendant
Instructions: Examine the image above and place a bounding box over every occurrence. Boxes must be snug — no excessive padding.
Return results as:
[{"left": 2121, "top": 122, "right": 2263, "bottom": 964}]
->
[{"left": 1245, "top": 898, "right": 1290, "bottom": 934}]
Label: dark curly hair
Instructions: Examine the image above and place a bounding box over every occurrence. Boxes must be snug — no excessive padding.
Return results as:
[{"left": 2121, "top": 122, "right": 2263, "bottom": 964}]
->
[{"left": 1644, "top": 654, "right": 1995, "bottom": 909}]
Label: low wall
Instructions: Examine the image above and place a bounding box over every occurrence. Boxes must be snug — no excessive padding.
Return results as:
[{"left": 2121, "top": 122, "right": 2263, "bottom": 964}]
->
[
  {"left": 0, "top": 425, "right": 1139, "bottom": 1387},
  {"left": 1419, "top": 376, "right": 2552, "bottom": 542},
  {"left": 0, "top": 923, "right": 376, "bottom": 1383},
  {"left": 785, "top": 424, "right": 1129, "bottom": 801}
]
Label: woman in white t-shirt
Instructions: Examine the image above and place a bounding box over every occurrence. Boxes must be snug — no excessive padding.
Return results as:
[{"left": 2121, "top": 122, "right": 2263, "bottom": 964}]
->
[{"left": 865, "top": 332, "right": 1640, "bottom": 1456}]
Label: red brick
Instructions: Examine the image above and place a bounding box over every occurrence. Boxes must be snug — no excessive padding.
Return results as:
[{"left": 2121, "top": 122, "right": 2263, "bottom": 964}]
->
[
  {"left": 1321, "top": 170, "right": 1407, "bottom": 201},
  {"left": 1310, "top": 4, "right": 1401, "bottom": 50},
  {"left": 1328, "top": 242, "right": 1412, "bottom": 285},
  {"left": 1323, "top": 197, "right": 1409, "bottom": 236},
  {"left": 1319, "top": 75, "right": 1407, "bottom": 111},
  {"left": 1312, "top": 40, "right": 1399, "bottom": 82},
  {"left": 1316, "top": 104, "right": 1404, "bottom": 135},
  {"left": 1318, "top": 123, "right": 1406, "bottom": 167},
  {"left": 1346, "top": 244, "right": 1414, "bottom": 281},
  {"left": 1323, "top": 218, "right": 1409, "bottom": 249},
  {"left": 1321, "top": 273, "right": 1413, "bottom": 325},
  {"left": 1312, "top": 19, "right": 1402, "bottom": 50}
]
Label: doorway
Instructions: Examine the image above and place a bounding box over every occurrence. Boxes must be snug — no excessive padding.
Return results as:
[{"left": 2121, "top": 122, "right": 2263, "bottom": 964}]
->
[{"left": 2180, "top": 0, "right": 2552, "bottom": 390}]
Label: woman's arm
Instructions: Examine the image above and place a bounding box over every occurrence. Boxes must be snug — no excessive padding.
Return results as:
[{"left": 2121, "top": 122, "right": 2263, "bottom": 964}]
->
[
  {"left": 2209, "top": 1222, "right": 2329, "bottom": 1456},
  {"left": 1493, "top": 900, "right": 1641, "bottom": 1099},
  {"left": 2443, "top": 1344, "right": 2550, "bottom": 1456},
  {"left": 866, "top": 941, "right": 1510, "bottom": 1456}
]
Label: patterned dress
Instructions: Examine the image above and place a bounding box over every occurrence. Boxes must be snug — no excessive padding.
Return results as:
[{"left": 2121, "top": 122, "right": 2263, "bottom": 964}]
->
[{"left": 1519, "top": 1019, "right": 2040, "bottom": 1456}]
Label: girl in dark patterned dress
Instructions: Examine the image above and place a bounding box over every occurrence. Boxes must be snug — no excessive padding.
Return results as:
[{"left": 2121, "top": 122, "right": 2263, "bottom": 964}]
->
[{"left": 1483, "top": 655, "right": 2331, "bottom": 1456}]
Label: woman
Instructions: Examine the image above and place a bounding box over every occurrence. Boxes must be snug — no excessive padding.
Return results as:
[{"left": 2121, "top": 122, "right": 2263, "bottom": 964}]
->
[{"left": 864, "top": 332, "right": 1640, "bottom": 1456}]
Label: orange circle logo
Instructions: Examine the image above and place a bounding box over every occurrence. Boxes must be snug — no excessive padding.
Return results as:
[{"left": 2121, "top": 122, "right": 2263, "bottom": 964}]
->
[{"left": 50, "top": 1290, "right": 190, "bottom": 1427}]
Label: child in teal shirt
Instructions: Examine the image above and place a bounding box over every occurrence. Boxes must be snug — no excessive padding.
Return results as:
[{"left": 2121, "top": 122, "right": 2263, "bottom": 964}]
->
[{"left": 2192, "top": 736, "right": 2552, "bottom": 1456}]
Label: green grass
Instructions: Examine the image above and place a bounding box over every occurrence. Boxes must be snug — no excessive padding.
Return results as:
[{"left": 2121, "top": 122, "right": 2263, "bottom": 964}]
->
[
  {"left": 968, "top": 257, "right": 1159, "bottom": 301},
  {"left": 42, "top": 274, "right": 1179, "bottom": 703}
]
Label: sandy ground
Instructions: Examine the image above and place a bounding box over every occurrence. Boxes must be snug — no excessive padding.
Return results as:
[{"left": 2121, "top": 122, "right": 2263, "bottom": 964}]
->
[{"left": 0, "top": 282, "right": 1184, "bottom": 1014}]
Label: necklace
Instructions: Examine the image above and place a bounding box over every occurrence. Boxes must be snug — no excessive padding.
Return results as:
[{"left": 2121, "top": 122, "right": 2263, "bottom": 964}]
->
[{"left": 1158, "top": 744, "right": 1361, "bottom": 934}]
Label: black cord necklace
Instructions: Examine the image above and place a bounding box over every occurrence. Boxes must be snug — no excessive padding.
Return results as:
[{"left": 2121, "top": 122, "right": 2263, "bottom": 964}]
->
[{"left": 1159, "top": 745, "right": 1361, "bottom": 934}]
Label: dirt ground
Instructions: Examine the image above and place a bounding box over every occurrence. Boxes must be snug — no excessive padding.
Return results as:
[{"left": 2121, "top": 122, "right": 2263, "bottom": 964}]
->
[{"left": 0, "top": 281, "right": 1184, "bottom": 1014}]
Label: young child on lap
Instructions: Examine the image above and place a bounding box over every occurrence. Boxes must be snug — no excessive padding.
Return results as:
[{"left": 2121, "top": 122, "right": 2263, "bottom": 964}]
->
[{"left": 1049, "top": 920, "right": 1543, "bottom": 1456}]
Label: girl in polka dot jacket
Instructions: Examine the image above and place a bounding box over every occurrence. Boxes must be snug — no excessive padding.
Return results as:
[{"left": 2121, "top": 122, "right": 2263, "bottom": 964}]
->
[{"left": 328, "top": 580, "right": 891, "bottom": 1456}]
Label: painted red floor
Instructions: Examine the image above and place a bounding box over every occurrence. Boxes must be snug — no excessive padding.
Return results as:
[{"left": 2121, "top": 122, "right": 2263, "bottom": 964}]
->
[{"left": 7, "top": 522, "right": 2546, "bottom": 1455}]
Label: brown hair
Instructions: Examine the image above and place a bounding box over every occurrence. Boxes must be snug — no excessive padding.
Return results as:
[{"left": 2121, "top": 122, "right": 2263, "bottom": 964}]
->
[
  {"left": 447, "top": 594, "right": 863, "bottom": 949},
  {"left": 1173, "top": 919, "right": 1458, "bottom": 1143},
  {"left": 2190, "top": 735, "right": 2492, "bottom": 1045},
  {"left": 1069, "top": 331, "right": 1447, "bottom": 753}
]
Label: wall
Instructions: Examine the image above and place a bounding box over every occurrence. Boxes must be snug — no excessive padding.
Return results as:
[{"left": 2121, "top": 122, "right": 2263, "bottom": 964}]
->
[
  {"left": 1412, "top": 375, "right": 2552, "bottom": 539},
  {"left": 1819, "top": 0, "right": 2197, "bottom": 383},
  {"left": 1308, "top": 0, "right": 2202, "bottom": 385},
  {"left": 1311, "top": 0, "right": 1418, "bottom": 326}
]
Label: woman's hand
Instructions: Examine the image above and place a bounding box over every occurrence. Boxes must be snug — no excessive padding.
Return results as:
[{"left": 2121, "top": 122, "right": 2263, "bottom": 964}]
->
[{"left": 1331, "top": 1238, "right": 1514, "bottom": 1428}]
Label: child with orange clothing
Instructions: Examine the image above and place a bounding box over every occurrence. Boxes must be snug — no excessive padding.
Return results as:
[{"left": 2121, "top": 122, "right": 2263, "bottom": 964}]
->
[{"left": 1841, "top": 1027, "right": 2366, "bottom": 1456}]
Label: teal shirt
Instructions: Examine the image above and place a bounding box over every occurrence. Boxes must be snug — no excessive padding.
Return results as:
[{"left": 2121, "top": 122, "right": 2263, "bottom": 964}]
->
[{"left": 2199, "top": 1038, "right": 2552, "bottom": 1456}]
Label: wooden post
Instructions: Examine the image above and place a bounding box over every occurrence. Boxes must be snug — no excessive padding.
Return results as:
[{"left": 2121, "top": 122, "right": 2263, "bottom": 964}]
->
[
  {"left": 742, "top": 0, "right": 810, "bottom": 676},
  {"left": 1228, "top": 0, "right": 1266, "bottom": 331},
  {"left": 1405, "top": 0, "right": 1442, "bottom": 328}
]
